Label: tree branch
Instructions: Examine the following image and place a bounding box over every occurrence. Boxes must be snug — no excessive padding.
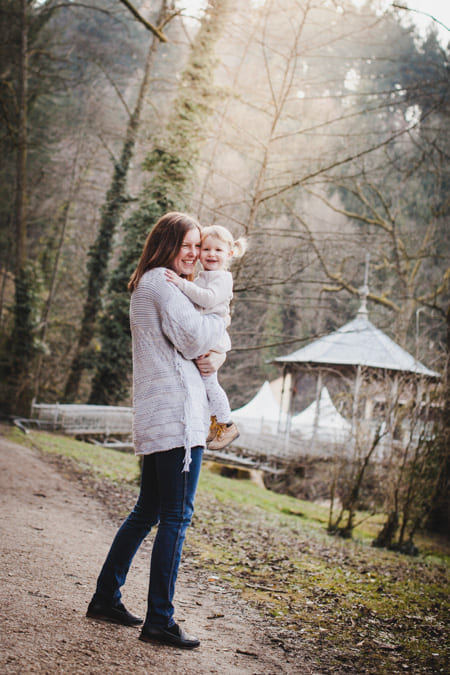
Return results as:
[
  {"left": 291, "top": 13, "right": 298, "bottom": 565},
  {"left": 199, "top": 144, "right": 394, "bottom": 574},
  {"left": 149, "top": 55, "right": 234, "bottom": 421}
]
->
[
  {"left": 117, "top": 0, "right": 168, "bottom": 42},
  {"left": 392, "top": 4, "right": 450, "bottom": 33}
]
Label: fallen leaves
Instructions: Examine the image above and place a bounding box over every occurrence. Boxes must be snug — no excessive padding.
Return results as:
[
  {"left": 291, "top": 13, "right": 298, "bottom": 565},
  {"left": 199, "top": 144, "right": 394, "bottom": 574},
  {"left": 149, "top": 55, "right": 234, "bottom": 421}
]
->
[{"left": 189, "top": 481, "right": 449, "bottom": 674}]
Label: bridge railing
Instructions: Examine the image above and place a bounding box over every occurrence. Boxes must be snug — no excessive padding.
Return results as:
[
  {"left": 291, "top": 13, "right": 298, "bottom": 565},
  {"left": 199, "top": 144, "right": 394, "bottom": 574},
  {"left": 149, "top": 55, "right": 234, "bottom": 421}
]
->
[
  {"left": 31, "top": 403, "right": 133, "bottom": 436},
  {"left": 28, "top": 403, "right": 356, "bottom": 468}
]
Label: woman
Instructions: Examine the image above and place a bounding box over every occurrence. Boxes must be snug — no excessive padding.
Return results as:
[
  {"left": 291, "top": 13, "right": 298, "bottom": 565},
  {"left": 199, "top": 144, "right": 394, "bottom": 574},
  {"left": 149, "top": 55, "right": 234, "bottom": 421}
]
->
[{"left": 86, "top": 212, "right": 226, "bottom": 650}]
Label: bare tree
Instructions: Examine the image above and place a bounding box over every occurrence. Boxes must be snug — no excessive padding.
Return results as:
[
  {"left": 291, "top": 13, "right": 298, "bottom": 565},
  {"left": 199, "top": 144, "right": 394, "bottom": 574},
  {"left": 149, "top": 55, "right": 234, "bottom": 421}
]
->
[{"left": 191, "top": 0, "right": 449, "bottom": 405}]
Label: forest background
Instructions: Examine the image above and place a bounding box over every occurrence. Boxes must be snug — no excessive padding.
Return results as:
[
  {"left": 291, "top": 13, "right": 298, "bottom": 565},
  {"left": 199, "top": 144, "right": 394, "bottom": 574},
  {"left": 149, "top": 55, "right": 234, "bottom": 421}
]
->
[{"left": 0, "top": 0, "right": 449, "bottom": 530}]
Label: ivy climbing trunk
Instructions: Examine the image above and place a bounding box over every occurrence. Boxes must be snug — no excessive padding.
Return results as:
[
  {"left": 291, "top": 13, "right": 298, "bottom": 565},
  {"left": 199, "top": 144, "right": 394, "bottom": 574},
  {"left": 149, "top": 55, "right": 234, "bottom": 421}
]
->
[
  {"left": 2, "top": 0, "right": 35, "bottom": 416},
  {"left": 88, "top": 0, "right": 233, "bottom": 405},
  {"left": 63, "top": 5, "right": 168, "bottom": 402}
]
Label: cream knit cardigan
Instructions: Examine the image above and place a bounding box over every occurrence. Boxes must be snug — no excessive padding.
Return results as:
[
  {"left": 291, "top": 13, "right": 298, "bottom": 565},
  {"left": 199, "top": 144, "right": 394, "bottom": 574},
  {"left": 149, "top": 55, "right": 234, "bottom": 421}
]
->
[{"left": 130, "top": 267, "right": 226, "bottom": 471}]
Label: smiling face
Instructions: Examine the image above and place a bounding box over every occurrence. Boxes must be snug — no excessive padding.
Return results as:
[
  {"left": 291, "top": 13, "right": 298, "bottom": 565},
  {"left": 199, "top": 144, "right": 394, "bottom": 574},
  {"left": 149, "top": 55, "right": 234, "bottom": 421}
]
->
[
  {"left": 171, "top": 227, "right": 201, "bottom": 277},
  {"left": 200, "top": 235, "right": 233, "bottom": 272}
]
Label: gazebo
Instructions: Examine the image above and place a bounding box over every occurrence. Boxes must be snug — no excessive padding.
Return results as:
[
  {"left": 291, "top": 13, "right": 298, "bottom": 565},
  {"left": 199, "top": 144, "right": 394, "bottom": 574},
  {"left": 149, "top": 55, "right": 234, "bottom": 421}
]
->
[{"left": 273, "top": 298, "right": 440, "bottom": 452}]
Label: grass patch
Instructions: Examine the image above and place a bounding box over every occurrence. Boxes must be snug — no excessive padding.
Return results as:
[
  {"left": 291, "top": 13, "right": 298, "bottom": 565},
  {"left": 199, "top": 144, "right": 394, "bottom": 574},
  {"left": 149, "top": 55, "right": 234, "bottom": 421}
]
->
[
  {"left": 5, "top": 425, "right": 140, "bottom": 484},
  {"left": 4, "top": 425, "right": 449, "bottom": 674}
]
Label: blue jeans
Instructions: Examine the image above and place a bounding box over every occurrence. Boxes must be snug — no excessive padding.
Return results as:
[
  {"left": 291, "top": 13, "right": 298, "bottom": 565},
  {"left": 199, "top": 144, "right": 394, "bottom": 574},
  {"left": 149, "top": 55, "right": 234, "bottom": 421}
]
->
[{"left": 92, "top": 446, "right": 203, "bottom": 628}]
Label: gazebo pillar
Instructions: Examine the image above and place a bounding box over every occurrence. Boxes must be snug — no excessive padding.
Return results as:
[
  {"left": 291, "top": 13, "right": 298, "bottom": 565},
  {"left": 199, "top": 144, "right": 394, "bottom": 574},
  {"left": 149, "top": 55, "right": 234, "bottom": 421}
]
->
[
  {"left": 311, "top": 370, "right": 323, "bottom": 451},
  {"left": 352, "top": 364, "right": 362, "bottom": 444},
  {"left": 278, "top": 365, "right": 288, "bottom": 434},
  {"left": 279, "top": 365, "right": 296, "bottom": 457}
]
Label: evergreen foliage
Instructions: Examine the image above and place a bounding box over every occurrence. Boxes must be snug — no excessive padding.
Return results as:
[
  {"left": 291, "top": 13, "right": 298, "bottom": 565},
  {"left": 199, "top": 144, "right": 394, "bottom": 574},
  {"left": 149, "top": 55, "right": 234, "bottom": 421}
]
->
[
  {"left": 59, "top": 1, "right": 167, "bottom": 403},
  {"left": 0, "top": 266, "right": 38, "bottom": 415},
  {"left": 64, "top": 68, "right": 150, "bottom": 401},
  {"left": 0, "top": 0, "right": 147, "bottom": 409},
  {"left": 0, "top": 0, "right": 61, "bottom": 415}
]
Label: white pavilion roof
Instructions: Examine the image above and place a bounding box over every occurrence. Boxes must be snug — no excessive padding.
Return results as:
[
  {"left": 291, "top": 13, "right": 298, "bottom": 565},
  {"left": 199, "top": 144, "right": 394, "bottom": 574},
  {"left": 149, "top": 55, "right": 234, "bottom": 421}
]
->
[
  {"left": 291, "top": 387, "right": 352, "bottom": 442},
  {"left": 274, "top": 315, "right": 440, "bottom": 378},
  {"left": 232, "top": 380, "right": 287, "bottom": 433}
]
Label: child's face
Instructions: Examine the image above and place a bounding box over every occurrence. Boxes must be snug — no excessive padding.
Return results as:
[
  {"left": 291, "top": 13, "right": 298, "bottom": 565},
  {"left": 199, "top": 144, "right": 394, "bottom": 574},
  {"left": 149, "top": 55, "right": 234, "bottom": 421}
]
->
[{"left": 200, "top": 235, "right": 233, "bottom": 271}]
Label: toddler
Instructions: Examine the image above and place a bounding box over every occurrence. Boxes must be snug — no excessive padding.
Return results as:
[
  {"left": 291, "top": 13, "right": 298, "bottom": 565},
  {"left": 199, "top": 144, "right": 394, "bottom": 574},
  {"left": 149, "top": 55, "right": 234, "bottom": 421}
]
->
[{"left": 165, "top": 225, "right": 247, "bottom": 450}]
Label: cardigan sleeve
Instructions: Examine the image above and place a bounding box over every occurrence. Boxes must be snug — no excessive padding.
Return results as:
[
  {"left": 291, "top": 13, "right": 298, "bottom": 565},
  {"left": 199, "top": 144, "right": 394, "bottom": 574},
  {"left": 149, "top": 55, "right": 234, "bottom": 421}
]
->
[
  {"left": 134, "top": 269, "right": 226, "bottom": 360},
  {"left": 177, "top": 271, "right": 233, "bottom": 311}
]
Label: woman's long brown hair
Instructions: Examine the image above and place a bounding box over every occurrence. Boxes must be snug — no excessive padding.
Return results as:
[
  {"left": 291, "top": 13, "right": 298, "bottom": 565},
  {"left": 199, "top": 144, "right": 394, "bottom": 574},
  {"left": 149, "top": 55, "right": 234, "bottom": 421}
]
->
[{"left": 128, "top": 212, "right": 201, "bottom": 293}]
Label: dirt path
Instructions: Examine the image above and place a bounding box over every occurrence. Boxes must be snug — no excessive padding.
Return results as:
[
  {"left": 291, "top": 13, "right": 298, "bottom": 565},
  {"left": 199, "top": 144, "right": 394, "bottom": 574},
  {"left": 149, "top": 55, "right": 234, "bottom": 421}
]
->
[{"left": 0, "top": 436, "right": 317, "bottom": 674}]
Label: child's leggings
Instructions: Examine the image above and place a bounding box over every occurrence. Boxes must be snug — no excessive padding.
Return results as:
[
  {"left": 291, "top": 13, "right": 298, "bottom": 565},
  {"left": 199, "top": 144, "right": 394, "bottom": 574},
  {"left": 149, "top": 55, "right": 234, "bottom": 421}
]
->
[{"left": 202, "top": 372, "right": 231, "bottom": 423}]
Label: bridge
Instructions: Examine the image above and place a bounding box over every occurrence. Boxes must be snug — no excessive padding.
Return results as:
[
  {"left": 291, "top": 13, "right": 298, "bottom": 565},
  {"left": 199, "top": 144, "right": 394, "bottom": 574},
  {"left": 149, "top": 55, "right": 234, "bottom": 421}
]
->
[
  {"left": 20, "top": 403, "right": 307, "bottom": 474},
  {"left": 18, "top": 402, "right": 358, "bottom": 477}
]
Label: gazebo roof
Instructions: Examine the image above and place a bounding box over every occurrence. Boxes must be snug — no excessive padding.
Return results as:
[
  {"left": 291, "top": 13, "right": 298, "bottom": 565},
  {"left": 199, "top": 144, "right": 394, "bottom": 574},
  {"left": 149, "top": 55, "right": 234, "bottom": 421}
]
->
[{"left": 274, "top": 314, "right": 440, "bottom": 379}]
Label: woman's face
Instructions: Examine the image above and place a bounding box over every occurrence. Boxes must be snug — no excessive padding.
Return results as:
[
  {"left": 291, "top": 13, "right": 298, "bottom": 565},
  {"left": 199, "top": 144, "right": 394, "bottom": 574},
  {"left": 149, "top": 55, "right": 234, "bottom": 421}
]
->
[{"left": 171, "top": 227, "right": 201, "bottom": 276}]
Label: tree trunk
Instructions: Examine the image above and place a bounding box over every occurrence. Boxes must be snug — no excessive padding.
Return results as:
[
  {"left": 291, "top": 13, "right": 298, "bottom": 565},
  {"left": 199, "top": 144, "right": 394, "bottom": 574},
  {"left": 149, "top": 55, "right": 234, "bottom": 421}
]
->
[
  {"left": 0, "top": 236, "right": 12, "bottom": 334},
  {"left": 426, "top": 302, "right": 450, "bottom": 534},
  {"left": 34, "top": 198, "right": 72, "bottom": 400},
  {"left": 15, "top": 0, "right": 28, "bottom": 276},
  {"left": 3, "top": 0, "right": 35, "bottom": 416}
]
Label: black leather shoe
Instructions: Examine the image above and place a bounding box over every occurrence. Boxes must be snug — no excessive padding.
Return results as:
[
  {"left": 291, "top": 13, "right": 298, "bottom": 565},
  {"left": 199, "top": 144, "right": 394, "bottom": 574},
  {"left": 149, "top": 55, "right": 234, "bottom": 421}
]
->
[
  {"left": 139, "top": 623, "right": 200, "bottom": 650},
  {"left": 86, "top": 600, "right": 143, "bottom": 626}
]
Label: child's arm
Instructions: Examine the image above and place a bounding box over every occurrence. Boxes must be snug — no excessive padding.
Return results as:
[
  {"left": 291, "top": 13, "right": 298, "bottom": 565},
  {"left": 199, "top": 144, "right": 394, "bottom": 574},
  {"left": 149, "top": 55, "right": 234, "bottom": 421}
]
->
[
  {"left": 165, "top": 269, "right": 182, "bottom": 286},
  {"left": 165, "top": 270, "right": 232, "bottom": 311}
]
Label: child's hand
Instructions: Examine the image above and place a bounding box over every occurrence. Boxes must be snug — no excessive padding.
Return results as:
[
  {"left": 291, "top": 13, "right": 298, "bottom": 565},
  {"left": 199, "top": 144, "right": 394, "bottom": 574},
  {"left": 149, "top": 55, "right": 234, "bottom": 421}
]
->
[{"left": 165, "top": 269, "right": 180, "bottom": 286}]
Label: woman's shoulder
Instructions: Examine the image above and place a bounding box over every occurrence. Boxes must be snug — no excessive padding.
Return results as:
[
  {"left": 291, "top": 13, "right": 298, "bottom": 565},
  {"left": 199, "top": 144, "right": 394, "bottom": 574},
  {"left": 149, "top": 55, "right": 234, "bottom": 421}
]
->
[
  {"left": 137, "top": 267, "right": 166, "bottom": 286},
  {"left": 143, "top": 267, "right": 166, "bottom": 281},
  {"left": 133, "top": 267, "right": 169, "bottom": 298}
]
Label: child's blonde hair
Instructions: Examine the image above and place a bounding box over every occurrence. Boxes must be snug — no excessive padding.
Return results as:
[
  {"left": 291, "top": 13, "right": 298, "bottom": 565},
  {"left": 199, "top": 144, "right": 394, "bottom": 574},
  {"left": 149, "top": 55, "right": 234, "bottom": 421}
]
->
[{"left": 201, "top": 225, "right": 248, "bottom": 262}]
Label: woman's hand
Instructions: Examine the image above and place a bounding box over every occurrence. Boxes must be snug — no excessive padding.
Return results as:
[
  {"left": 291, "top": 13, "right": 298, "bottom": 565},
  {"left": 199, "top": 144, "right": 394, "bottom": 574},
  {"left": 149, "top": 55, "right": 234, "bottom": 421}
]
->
[
  {"left": 195, "top": 351, "right": 226, "bottom": 376},
  {"left": 165, "top": 269, "right": 181, "bottom": 286}
]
